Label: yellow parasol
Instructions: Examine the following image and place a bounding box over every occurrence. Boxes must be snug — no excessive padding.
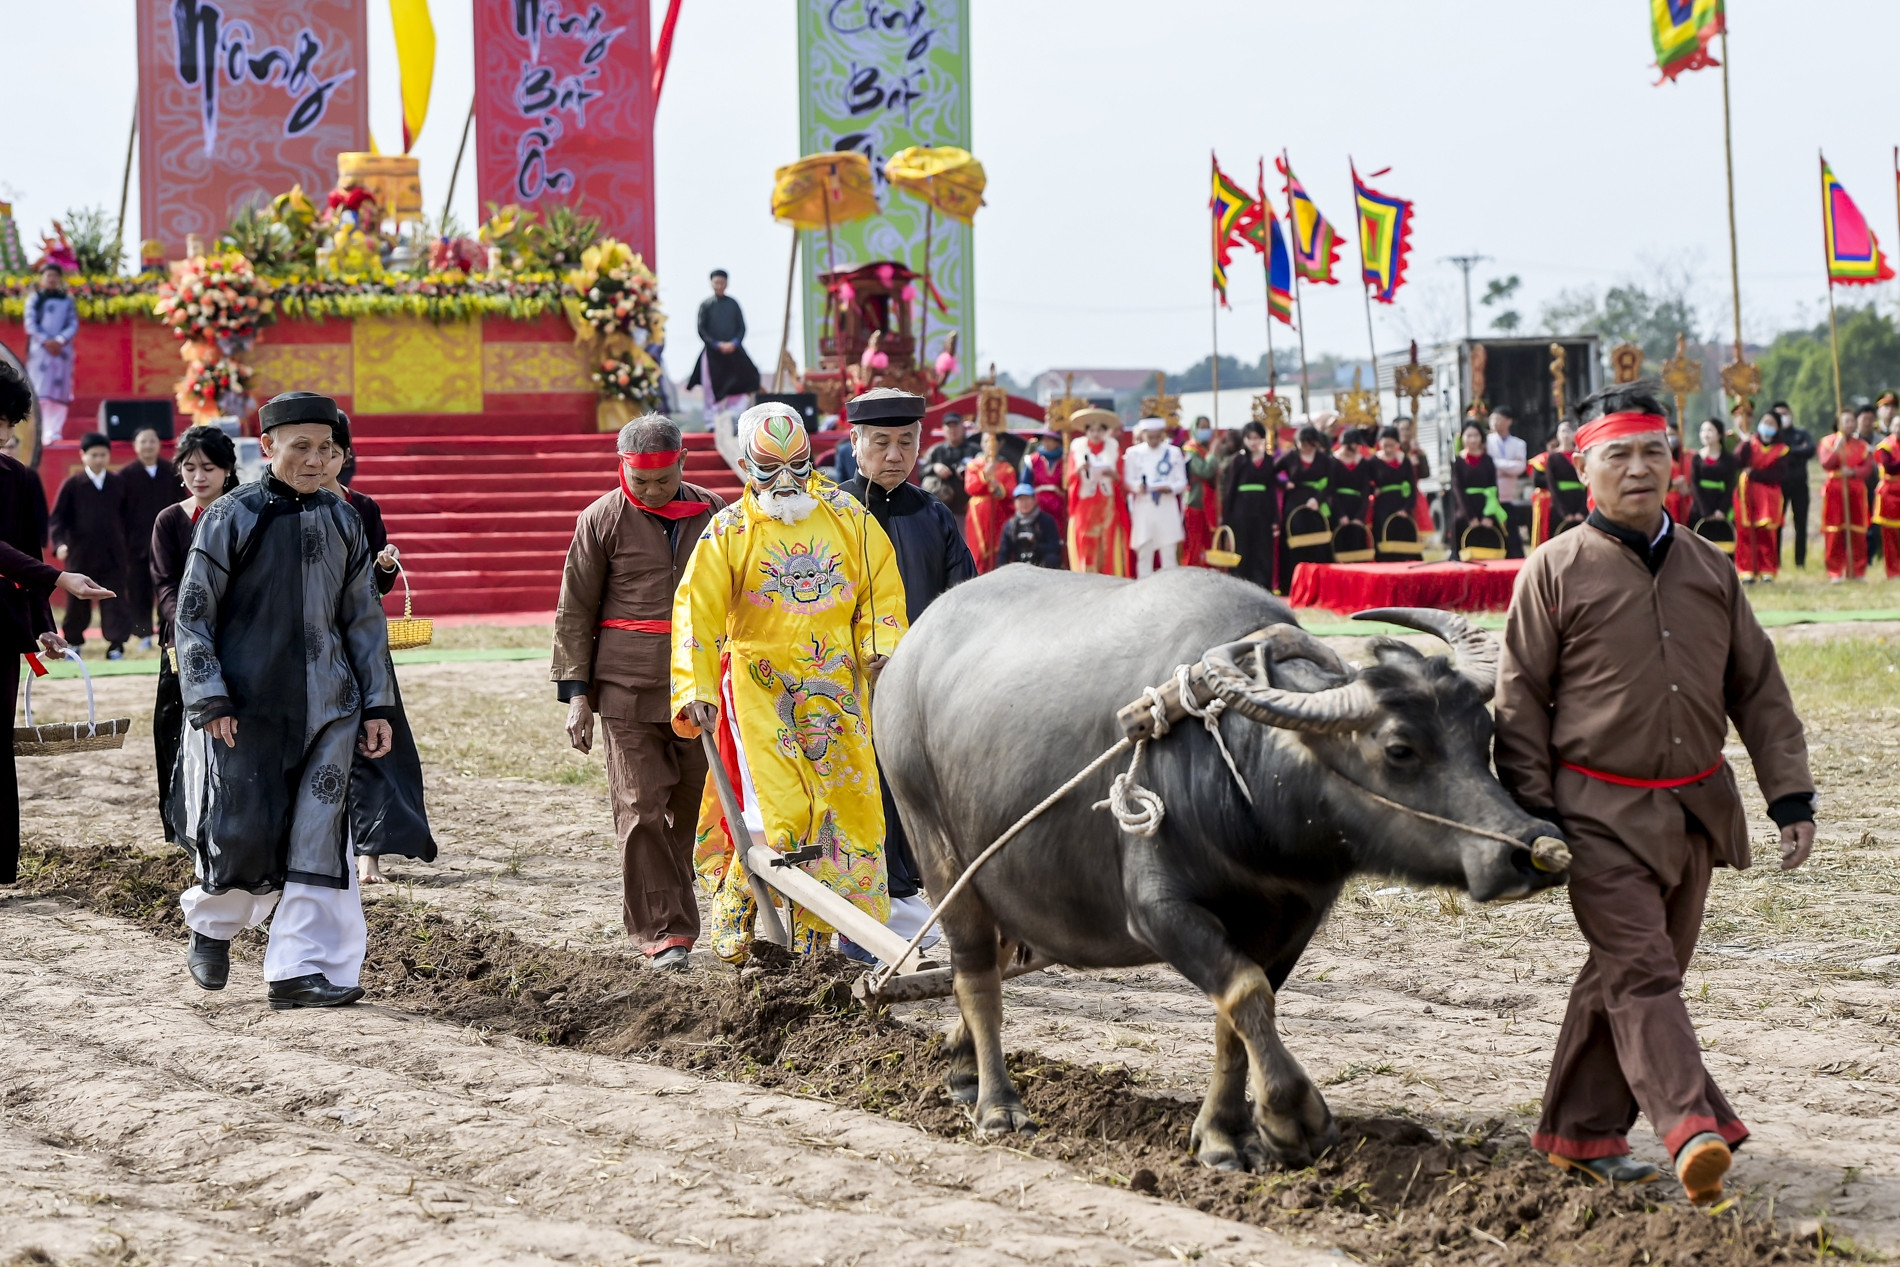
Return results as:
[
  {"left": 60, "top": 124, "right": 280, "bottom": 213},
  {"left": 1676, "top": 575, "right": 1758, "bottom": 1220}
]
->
[
  {"left": 883, "top": 146, "right": 987, "bottom": 363},
  {"left": 768, "top": 152, "right": 880, "bottom": 390}
]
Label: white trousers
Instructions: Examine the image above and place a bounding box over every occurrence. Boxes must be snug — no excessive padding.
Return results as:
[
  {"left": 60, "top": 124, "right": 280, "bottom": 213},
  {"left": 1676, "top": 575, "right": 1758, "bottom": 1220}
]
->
[
  {"left": 1134, "top": 547, "right": 1179, "bottom": 578},
  {"left": 886, "top": 892, "right": 942, "bottom": 952},
  {"left": 38, "top": 400, "right": 67, "bottom": 446},
  {"left": 180, "top": 865, "right": 367, "bottom": 986}
]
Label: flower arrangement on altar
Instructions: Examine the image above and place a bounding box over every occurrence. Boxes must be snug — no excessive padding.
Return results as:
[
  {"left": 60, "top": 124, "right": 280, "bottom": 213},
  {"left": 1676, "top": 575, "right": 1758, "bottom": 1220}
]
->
[
  {"left": 570, "top": 239, "right": 665, "bottom": 348},
  {"left": 153, "top": 250, "right": 274, "bottom": 343},
  {"left": 176, "top": 353, "right": 254, "bottom": 420},
  {"left": 154, "top": 251, "right": 272, "bottom": 422},
  {"left": 591, "top": 351, "right": 663, "bottom": 403},
  {"left": 2, "top": 189, "right": 669, "bottom": 423},
  {"left": 567, "top": 239, "right": 667, "bottom": 414}
]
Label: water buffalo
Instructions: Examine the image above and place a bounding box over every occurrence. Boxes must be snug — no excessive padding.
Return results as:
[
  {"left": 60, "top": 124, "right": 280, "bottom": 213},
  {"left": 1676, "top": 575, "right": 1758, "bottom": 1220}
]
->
[{"left": 872, "top": 566, "right": 1567, "bottom": 1170}]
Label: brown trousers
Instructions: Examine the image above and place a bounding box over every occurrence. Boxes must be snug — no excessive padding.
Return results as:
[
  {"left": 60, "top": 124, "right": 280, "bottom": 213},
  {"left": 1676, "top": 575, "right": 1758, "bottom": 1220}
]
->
[
  {"left": 600, "top": 716, "right": 706, "bottom": 955},
  {"left": 1532, "top": 829, "right": 1750, "bottom": 1161}
]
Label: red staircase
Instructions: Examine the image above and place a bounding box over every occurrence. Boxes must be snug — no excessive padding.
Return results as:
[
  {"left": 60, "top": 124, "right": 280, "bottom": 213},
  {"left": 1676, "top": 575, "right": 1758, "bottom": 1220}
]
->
[{"left": 349, "top": 413, "right": 744, "bottom": 617}]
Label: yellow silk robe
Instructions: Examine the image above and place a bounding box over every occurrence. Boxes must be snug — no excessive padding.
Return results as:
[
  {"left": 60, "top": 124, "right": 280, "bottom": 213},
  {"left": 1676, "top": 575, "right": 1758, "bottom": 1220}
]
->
[{"left": 671, "top": 483, "right": 907, "bottom": 956}]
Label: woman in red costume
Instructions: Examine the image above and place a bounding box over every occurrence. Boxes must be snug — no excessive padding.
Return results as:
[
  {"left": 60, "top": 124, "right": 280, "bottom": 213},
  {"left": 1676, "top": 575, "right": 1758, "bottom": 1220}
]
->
[
  {"left": 1818, "top": 409, "right": 1873, "bottom": 581},
  {"left": 1733, "top": 414, "right": 1790, "bottom": 582},
  {"left": 962, "top": 429, "right": 1016, "bottom": 574},
  {"left": 1065, "top": 409, "right": 1130, "bottom": 575}
]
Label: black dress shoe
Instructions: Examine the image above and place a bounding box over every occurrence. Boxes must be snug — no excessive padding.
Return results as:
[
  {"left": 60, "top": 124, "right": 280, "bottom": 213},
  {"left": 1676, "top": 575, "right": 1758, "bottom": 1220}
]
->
[
  {"left": 267, "top": 973, "right": 366, "bottom": 1010},
  {"left": 188, "top": 932, "right": 231, "bottom": 991}
]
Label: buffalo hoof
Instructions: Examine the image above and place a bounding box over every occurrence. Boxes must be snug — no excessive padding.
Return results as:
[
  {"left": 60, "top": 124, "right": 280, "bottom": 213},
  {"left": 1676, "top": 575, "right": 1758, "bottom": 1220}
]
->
[
  {"left": 974, "top": 1098, "right": 1038, "bottom": 1136},
  {"left": 1190, "top": 1120, "right": 1269, "bottom": 1173},
  {"left": 1256, "top": 1083, "right": 1338, "bottom": 1169},
  {"left": 945, "top": 1068, "right": 979, "bottom": 1104}
]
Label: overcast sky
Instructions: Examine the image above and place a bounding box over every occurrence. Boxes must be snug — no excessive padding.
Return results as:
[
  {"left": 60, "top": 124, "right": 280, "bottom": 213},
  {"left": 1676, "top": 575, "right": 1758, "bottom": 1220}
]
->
[{"left": 7, "top": 1, "right": 1900, "bottom": 382}]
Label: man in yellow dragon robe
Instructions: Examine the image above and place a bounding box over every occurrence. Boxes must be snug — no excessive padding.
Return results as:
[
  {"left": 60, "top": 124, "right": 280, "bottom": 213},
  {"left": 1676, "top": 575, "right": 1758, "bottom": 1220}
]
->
[{"left": 672, "top": 402, "right": 908, "bottom": 961}]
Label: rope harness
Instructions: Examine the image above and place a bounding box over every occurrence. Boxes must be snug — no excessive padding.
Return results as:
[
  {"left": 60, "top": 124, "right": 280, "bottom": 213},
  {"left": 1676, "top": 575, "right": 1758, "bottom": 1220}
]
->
[{"left": 863, "top": 653, "right": 1565, "bottom": 995}]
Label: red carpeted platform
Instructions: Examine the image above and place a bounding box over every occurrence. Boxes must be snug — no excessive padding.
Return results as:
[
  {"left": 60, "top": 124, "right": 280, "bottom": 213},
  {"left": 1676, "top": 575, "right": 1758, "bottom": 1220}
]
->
[{"left": 1288, "top": 558, "right": 1526, "bottom": 614}]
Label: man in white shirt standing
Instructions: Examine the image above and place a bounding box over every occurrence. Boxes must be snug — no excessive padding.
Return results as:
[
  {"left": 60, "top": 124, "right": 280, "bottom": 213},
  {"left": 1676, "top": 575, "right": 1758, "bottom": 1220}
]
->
[
  {"left": 1488, "top": 407, "right": 1531, "bottom": 556},
  {"left": 1123, "top": 416, "right": 1188, "bottom": 577}
]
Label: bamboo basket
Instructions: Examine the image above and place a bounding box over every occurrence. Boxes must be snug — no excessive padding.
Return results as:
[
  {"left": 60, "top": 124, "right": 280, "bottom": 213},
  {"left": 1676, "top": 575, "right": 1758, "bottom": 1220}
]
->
[
  {"left": 1203, "top": 524, "right": 1242, "bottom": 569},
  {"left": 385, "top": 562, "right": 434, "bottom": 651},
  {"left": 1459, "top": 521, "right": 1508, "bottom": 561},
  {"left": 16, "top": 650, "right": 131, "bottom": 756}
]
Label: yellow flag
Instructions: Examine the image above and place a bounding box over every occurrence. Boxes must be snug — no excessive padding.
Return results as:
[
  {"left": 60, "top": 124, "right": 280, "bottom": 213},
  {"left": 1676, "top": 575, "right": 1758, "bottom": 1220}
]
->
[{"left": 391, "top": 0, "right": 436, "bottom": 153}]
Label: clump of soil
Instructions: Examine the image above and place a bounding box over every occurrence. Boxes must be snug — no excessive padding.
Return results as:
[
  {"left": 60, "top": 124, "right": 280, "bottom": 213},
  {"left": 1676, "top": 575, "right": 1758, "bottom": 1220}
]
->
[{"left": 15, "top": 846, "right": 1818, "bottom": 1265}]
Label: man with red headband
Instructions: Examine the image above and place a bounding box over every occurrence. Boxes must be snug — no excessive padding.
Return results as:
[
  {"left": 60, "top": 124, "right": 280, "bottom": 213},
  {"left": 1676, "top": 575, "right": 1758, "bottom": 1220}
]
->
[
  {"left": 553, "top": 414, "right": 725, "bottom": 971},
  {"left": 1496, "top": 382, "right": 1815, "bottom": 1207}
]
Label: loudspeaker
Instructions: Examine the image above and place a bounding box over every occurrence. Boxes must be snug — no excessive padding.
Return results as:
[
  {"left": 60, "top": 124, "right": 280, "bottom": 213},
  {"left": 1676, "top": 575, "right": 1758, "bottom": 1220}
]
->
[
  {"left": 755, "top": 392, "right": 820, "bottom": 433},
  {"left": 98, "top": 399, "right": 175, "bottom": 442}
]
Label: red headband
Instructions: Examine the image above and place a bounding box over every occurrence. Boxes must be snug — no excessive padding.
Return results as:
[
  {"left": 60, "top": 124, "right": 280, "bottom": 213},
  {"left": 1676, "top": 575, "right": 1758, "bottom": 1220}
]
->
[
  {"left": 621, "top": 448, "right": 683, "bottom": 469},
  {"left": 1575, "top": 411, "right": 1668, "bottom": 451}
]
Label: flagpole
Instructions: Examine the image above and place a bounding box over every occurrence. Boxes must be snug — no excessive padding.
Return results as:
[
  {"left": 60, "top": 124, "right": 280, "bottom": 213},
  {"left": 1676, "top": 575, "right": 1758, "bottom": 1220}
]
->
[
  {"left": 1284, "top": 149, "right": 1311, "bottom": 416},
  {"left": 1258, "top": 160, "right": 1276, "bottom": 392},
  {"left": 1262, "top": 247, "right": 1277, "bottom": 392},
  {"left": 1820, "top": 151, "right": 1843, "bottom": 420},
  {"left": 1718, "top": 26, "right": 1744, "bottom": 373},
  {"left": 1209, "top": 152, "right": 1221, "bottom": 429}
]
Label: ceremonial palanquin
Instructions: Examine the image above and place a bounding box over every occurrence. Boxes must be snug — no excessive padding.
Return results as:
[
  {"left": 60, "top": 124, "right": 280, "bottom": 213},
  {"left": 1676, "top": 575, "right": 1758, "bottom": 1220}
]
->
[{"left": 672, "top": 485, "right": 906, "bottom": 959}]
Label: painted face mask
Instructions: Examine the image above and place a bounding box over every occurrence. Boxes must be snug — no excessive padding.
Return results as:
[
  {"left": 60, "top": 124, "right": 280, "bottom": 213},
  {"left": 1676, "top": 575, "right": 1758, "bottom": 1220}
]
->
[{"left": 742, "top": 413, "right": 814, "bottom": 490}]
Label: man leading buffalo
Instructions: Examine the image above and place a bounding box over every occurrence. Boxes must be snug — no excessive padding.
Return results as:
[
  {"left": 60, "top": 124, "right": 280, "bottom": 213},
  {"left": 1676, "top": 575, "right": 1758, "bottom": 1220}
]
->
[{"left": 1496, "top": 381, "right": 1815, "bottom": 1206}]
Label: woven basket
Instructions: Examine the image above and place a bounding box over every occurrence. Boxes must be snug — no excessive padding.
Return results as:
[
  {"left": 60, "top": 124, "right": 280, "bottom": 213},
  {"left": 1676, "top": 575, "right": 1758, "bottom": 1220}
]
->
[
  {"left": 1377, "top": 512, "right": 1425, "bottom": 557},
  {"left": 1694, "top": 515, "right": 1737, "bottom": 556},
  {"left": 1203, "top": 524, "right": 1241, "bottom": 569},
  {"left": 385, "top": 562, "right": 434, "bottom": 651},
  {"left": 1332, "top": 521, "right": 1375, "bottom": 564},
  {"left": 1460, "top": 521, "right": 1508, "bottom": 561},
  {"left": 16, "top": 650, "right": 132, "bottom": 756}
]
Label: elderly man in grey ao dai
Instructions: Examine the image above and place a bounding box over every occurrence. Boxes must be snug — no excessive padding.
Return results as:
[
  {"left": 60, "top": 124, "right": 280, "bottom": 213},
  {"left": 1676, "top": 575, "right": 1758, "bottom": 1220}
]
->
[{"left": 171, "top": 392, "right": 396, "bottom": 1009}]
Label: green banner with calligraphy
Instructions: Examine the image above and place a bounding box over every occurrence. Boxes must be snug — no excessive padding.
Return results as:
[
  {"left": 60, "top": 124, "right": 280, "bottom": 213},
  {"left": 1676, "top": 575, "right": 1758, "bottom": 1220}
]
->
[{"left": 796, "top": 0, "right": 973, "bottom": 393}]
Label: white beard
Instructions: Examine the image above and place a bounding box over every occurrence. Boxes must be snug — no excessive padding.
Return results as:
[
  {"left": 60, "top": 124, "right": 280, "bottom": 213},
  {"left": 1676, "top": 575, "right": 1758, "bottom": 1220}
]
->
[{"left": 756, "top": 488, "right": 818, "bottom": 525}]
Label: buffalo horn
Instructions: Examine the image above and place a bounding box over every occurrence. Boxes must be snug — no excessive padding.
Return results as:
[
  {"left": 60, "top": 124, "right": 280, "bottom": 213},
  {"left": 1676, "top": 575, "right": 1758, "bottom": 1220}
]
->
[
  {"left": 1350, "top": 607, "right": 1500, "bottom": 701},
  {"left": 1201, "top": 639, "right": 1378, "bottom": 734}
]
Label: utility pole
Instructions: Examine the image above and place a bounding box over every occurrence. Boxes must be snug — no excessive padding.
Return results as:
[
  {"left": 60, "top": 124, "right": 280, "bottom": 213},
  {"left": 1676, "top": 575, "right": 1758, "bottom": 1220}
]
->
[{"left": 1442, "top": 254, "right": 1490, "bottom": 341}]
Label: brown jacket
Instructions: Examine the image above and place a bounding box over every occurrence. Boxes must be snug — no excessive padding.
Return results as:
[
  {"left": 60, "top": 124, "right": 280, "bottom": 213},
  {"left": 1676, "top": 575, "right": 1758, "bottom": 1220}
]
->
[
  {"left": 1495, "top": 518, "right": 1812, "bottom": 883},
  {"left": 552, "top": 483, "right": 724, "bottom": 723}
]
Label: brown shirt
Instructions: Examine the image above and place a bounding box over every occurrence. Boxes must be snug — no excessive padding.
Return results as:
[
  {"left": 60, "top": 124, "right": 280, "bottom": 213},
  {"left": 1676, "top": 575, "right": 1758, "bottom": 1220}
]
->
[
  {"left": 552, "top": 483, "right": 723, "bottom": 723},
  {"left": 1495, "top": 518, "right": 1812, "bottom": 883}
]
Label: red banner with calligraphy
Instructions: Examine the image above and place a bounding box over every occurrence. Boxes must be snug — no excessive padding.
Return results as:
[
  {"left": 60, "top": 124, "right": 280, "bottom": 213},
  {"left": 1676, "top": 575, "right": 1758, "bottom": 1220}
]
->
[
  {"left": 473, "top": 0, "right": 656, "bottom": 263},
  {"left": 137, "top": 0, "right": 368, "bottom": 260}
]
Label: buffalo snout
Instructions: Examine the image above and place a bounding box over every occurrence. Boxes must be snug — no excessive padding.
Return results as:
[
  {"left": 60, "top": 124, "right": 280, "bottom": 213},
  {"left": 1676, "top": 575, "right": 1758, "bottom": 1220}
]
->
[{"left": 1463, "top": 829, "right": 1571, "bottom": 904}]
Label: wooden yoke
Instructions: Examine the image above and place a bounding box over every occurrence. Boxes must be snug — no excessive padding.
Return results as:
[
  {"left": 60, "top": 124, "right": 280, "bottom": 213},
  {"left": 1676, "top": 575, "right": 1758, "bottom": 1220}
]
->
[{"left": 1115, "top": 627, "right": 1280, "bottom": 742}]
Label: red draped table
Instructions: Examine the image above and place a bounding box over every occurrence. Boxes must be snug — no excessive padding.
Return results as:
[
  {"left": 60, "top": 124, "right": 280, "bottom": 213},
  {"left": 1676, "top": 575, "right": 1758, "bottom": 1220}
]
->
[{"left": 1288, "top": 559, "right": 1526, "bottom": 614}]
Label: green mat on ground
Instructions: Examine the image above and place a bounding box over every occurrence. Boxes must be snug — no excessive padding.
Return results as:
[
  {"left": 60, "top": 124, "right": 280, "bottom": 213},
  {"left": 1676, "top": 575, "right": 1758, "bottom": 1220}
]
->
[{"left": 32, "top": 646, "right": 549, "bottom": 678}]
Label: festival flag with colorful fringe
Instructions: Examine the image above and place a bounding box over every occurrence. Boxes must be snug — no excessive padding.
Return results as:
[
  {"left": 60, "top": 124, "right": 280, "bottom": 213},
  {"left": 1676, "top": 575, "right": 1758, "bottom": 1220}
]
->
[
  {"left": 1211, "top": 154, "right": 1258, "bottom": 307},
  {"left": 1276, "top": 156, "right": 1340, "bottom": 285},
  {"left": 1242, "top": 185, "right": 1295, "bottom": 326},
  {"left": 1352, "top": 162, "right": 1415, "bottom": 304},
  {"left": 1821, "top": 158, "right": 1894, "bottom": 285},
  {"left": 1651, "top": 0, "right": 1724, "bottom": 83}
]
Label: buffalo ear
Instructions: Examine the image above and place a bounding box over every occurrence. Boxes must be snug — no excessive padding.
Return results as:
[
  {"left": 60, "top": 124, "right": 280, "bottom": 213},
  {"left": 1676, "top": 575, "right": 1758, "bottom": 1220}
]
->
[{"left": 1266, "top": 654, "right": 1347, "bottom": 694}]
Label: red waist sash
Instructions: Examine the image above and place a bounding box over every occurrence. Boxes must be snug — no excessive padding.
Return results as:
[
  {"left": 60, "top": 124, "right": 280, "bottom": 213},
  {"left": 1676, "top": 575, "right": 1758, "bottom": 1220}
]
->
[
  {"left": 1560, "top": 755, "right": 1725, "bottom": 789},
  {"left": 599, "top": 618, "right": 671, "bottom": 634}
]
